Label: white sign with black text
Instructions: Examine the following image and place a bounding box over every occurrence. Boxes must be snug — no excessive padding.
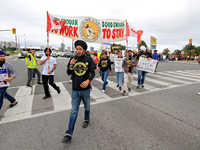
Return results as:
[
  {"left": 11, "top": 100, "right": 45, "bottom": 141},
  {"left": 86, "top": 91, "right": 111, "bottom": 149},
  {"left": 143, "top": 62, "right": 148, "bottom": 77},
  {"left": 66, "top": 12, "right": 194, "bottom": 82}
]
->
[
  {"left": 115, "top": 58, "right": 124, "bottom": 72},
  {"left": 137, "top": 57, "right": 157, "bottom": 73}
]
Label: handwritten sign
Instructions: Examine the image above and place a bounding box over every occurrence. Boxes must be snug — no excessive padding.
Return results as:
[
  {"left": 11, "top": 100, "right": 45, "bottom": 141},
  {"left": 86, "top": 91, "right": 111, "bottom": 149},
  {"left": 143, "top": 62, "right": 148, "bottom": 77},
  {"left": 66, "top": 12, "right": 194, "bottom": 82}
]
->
[
  {"left": 115, "top": 58, "right": 124, "bottom": 72},
  {"left": 137, "top": 57, "right": 157, "bottom": 73},
  {"left": 110, "top": 54, "right": 117, "bottom": 62},
  {"left": 0, "top": 69, "right": 10, "bottom": 87}
]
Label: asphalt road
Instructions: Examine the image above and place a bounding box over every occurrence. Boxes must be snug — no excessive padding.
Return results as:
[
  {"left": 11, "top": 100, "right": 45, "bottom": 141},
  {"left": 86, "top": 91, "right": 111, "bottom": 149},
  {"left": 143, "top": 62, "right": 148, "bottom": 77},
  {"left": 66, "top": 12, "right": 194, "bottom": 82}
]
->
[{"left": 0, "top": 57, "right": 200, "bottom": 150}]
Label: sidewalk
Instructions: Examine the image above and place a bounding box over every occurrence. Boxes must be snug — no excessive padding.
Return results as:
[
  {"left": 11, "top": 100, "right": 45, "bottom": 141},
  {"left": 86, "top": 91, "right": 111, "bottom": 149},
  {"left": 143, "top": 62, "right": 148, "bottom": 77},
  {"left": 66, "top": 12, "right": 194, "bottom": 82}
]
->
[{"left": 5, "top": 55, "right": 18, "bottom": 61}]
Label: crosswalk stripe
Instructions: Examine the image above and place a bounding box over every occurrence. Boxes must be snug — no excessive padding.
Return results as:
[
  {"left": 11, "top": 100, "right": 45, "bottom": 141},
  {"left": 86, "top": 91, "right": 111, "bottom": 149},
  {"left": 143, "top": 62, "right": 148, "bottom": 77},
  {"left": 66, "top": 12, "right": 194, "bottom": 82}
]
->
[
  {"left": 144, "top": 77, "right": 172, "bottom": 86},
  {"left": 1, "top": 85, "right": 34, "bottom": 123},
  {"left": 156, "top": 72, "right": 198, "bottom": 81},
  {"left": 177, "top": 70, "right": 200, "bottom": 75},
  {"left": 91, "top": 86, "right": 112, "bottom": 102},
  {"left": 167, "top": 71, "right": 200, "bottom": 79},
  {"left": 49, "top": 82, "right": 71, "bottom": 111},
  {"left": 1, "top": 69, "right": 200, "bottom": 124},
  {"left": 146, "top": 73, "right": 190, "bottom": 84}
]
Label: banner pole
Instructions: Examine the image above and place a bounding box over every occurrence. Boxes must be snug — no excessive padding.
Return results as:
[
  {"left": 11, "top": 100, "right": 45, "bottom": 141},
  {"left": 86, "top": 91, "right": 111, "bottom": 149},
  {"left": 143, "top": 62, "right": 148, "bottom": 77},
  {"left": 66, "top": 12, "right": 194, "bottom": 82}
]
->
[
  {"left": 125, "top": 19, "right": 129, "bottom": 74},
  {"left": 47, "top": 11, "right": 50, "bottom": 71},
  {"left": 125, "top": 19, "right": 128, "bottom": 52}
]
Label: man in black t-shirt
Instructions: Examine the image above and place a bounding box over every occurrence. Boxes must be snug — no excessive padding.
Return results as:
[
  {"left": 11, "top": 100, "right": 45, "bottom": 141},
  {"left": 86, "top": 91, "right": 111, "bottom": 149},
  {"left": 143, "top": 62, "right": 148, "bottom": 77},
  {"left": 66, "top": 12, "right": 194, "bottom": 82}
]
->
[
  {"left": 136, "top": 46, "right": 153, "bottom": 89},
  {"left": 62, "top": 40, "right": 95, "bottom": 143}
]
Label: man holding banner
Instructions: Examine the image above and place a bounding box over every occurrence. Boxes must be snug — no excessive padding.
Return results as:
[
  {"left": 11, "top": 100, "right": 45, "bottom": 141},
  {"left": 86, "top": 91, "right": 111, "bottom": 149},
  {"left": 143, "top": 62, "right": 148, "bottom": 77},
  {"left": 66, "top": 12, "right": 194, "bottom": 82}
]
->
[
  {"left": 136, "top": 46, "right": 153, "bottom": 89},
  {"left": 122, "top": 50, "right": 137, "bottom": 96}
]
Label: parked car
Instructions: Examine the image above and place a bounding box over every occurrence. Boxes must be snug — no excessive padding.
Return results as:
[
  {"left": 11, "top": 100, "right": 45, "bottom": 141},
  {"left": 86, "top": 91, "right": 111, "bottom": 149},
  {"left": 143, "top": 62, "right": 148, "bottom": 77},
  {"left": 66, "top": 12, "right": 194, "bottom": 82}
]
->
[
  {"left": 52, "top": 51, "right": 58, "bottom": 57},
  {"left": 5, "top": 51, "right": 9, "bottom": 56},
  {"left": 36, "top": 51, "right": 45, "bottom": 58},
  {"left": 58, "top": 52, "right": 66, "bottom": 57},
  {"left": 63, "top": 52, "right": 73, "bottom": 58},
  {"left": 18, "top": 51, "right": 28, "bottom": 59}
]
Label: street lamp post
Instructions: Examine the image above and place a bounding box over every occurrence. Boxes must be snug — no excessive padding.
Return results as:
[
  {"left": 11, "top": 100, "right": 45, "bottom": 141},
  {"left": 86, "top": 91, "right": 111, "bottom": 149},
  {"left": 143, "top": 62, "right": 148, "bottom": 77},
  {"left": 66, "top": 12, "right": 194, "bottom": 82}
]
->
[{"left": 18, "top": 34, "right": 25, "bottom": 51}]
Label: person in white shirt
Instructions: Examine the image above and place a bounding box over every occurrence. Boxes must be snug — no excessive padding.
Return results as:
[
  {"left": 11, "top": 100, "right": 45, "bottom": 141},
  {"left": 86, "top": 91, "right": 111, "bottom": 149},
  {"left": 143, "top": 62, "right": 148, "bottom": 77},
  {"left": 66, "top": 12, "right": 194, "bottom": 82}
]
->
[{"left": 40, "top": 48, "right": 61, "bottom": 99}]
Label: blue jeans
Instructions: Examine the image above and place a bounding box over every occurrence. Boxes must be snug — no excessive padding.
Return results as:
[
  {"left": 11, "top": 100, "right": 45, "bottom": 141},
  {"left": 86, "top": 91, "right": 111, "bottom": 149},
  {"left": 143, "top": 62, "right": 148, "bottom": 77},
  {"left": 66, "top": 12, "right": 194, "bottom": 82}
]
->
[
  {"left": 138, "top": 70, "right": 147, "bottom": 86},
  {"left": 0, "top": 87, "right": 16, "bottom": 110},
  {"left": 115, "top": 72, "right": 124, "bottom": 86},
  {"left": 65, "top": 89, "right": 90, "bottom": 136},
  {"left": 134, "top": 66, "right": 137, "bottom": 72},
  {"left": 166, "top": 59, "right": 168, "bottom": 63},
  {"left": 101, "top": 70, "right": 109, "bottom": 90}
]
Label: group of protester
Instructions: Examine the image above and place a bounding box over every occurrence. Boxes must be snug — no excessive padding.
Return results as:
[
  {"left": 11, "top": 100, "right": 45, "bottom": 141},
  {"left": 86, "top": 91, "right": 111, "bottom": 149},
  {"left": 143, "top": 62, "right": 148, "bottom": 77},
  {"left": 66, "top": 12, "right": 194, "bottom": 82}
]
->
[
  {"left": 0, "top": 47, "right": 61, "bottom": 111},
  {"left": 0, "top": 40, "right": 159, "bottom": 144}
]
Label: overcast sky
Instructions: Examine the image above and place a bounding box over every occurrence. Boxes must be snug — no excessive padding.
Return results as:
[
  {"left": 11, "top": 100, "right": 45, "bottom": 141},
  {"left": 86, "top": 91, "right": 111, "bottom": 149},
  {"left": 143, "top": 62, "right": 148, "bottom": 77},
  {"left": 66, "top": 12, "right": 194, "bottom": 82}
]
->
[{"left": 0, "top": 0, "right": 199, "bottom": 53}]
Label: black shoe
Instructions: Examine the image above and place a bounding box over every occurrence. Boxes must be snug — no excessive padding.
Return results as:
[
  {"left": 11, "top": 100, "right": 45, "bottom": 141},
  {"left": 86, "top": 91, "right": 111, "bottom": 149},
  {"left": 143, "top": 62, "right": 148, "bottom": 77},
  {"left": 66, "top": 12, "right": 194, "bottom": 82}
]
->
[
  {"left": 128, "top": 88, "right": 131, "bottom": 92},
  {"left": 62, "top": 135, "right": 72, "bottom": 143},
  {"left": 26, "top": 84, "right": 32, "bottom": 87},
  {"left": 43, "top": 95, "right": 51, "bottom": 99},
  {"left": 82, "top": 120, "right": 89, "bottom": 128},
  {"left": 136, "top": 86, "right": 139, "bottom": 89},
  {"left": 123, "top": 90, "right": 126, "bottom": 96},
  {"left": 141, "top": 85, "right": 144, "bottom": 88},
  {"left": 116, "top": 84, "right": 119, "bottom": 87},
  {"left": 37, "top": 82, "right": 43, "bottom": 84},
  {"left": 57, "top": 86, "right": 61, "bottom": 94},
  {"left": 119, "top": 87, "right": 121, "bottom": 91}
]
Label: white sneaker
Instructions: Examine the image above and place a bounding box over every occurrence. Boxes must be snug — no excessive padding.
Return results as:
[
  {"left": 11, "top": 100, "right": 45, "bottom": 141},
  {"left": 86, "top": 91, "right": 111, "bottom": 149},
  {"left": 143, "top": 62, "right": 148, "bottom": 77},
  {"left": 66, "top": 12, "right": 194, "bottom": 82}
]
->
[
  {"left": 102, "top": 90, "right": 105, "bottom": 93},
  {"left": 69, "top": 80, "right": 72, "bottom": 83},
  {"left": 197, "top": 93, "right": 200, "bottom": 95}
]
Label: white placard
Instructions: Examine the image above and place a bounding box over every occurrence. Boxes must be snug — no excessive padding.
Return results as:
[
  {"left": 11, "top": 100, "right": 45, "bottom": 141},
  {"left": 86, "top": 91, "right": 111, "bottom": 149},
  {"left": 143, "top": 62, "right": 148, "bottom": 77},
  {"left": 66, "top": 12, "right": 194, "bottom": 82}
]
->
[
  {"left": 110, "top": 54, "right": 117, "bottom": 62},
  {"left": 0, "top": 69, "right": 10, "bottom": 87},
  {"left": 115, "top": 58, "right": 124, "bottom": 72},
  {"left": 137, "top": 57, "right": 157, "bottom": 73}
]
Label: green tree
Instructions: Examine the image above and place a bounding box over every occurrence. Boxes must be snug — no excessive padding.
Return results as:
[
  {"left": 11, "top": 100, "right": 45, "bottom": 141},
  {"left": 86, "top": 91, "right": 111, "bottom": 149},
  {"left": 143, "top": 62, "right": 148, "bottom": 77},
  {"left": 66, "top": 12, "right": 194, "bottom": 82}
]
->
[
  {"left": 137, "top": 40, "right": 147, "bottom": 51},
  {"left": 173, "top": 49, "right": 181, "bottom": 55},
  {"left": 182, "top": 44, "right": 195, "bottom": 56},
  {"left": 162, "top": 48, "right": 170, "bottom": 55},
  {"left": 194, "top": 46, "right": 200, "bottom": 55}
]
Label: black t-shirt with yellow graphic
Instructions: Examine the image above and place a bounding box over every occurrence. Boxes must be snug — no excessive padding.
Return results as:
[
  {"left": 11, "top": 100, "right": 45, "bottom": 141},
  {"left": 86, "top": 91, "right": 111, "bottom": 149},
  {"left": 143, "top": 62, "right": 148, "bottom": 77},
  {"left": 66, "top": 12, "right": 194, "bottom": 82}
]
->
[
  {"left": 67, "top": 55, "right": 95, "bottom": 91},
  {"left": 137, "top": 52, "right": 153, "bottom": 60},
  {"left": 98, "top": 58, "right": 112, "bottom": 72}
]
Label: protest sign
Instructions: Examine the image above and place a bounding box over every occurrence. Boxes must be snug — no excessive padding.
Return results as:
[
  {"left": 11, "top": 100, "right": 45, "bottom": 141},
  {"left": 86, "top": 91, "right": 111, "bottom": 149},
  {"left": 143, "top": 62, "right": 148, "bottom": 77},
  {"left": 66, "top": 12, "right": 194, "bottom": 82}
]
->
[
  {"left": 110, "top": 54, "right": 117, "bottom": 62},
  {"left": 48, "top": 14, "right": 126, "bottom": 43},
  {"left": 115, "top": 58, "right": 124, "bottom": 72},
  {"left": 137, "top": 57, "right": 157, "bottom": 73},
  {"left": 0, "top": 69, "right": 10, "bottom": 87}
]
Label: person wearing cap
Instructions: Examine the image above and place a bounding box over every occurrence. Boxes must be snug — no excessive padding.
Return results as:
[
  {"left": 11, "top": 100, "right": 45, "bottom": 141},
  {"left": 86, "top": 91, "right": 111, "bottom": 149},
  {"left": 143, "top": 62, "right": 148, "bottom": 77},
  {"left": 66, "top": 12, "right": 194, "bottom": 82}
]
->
[
  {"left": 0, "top": 51, "right": 18, "bottom": 110},
  {"left": 136, "top": 46, "right": 153, "bottom": 89},
  {"left": 62, "top": 40, "right": 95, "bottom": 143},
  {"left": 95, "top": 51, "right": 112, "bottom": 93},
  {"left": 153, "top": 50, "right": 160, "bottom": 72},
  {"left": 122, "top": 50, "right": 137, "bottom": 96},
  {"left": 20, "top": 49, "right": 36, "bottom": 78},
  {"left": 39, "top": 48, "right": 61, "bottom": 99}
]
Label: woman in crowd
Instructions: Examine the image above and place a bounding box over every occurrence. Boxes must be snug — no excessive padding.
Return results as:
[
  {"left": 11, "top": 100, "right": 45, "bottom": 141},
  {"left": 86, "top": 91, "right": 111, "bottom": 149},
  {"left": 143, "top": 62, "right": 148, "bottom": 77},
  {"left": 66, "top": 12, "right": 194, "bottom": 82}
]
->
[
  {"left": 95, "top": 52, "right": 112, "bottom": 93},
  {"left": 114, "top": 52, "right": 124, "bottom": 91}
]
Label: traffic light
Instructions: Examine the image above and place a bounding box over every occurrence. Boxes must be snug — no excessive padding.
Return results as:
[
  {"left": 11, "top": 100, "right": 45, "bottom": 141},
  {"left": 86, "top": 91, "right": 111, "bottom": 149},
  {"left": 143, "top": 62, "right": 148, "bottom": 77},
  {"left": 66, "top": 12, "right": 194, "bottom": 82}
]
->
[
  {"left": 189, "top": 39, "right": 192, "bottom": 44},
  {"left": 12, "top": 28, "right": 16, "bottom": 34}
]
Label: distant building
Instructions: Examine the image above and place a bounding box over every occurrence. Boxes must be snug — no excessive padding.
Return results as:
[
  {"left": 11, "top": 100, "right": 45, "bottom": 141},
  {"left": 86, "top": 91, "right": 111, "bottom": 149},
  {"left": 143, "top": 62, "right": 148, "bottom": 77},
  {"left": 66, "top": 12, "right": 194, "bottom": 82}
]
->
[
  {"left": 90, "top": 47, "right": 94, "bottom": 51},
  {"left": 0, "top": 41, "right": 20, "bottom": 49},
  {"left": 61, "top": 43, "right": 65, "bottom": 51},
  {"left": 67, "top": 46, "right": 71, "bottom": 51}
]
